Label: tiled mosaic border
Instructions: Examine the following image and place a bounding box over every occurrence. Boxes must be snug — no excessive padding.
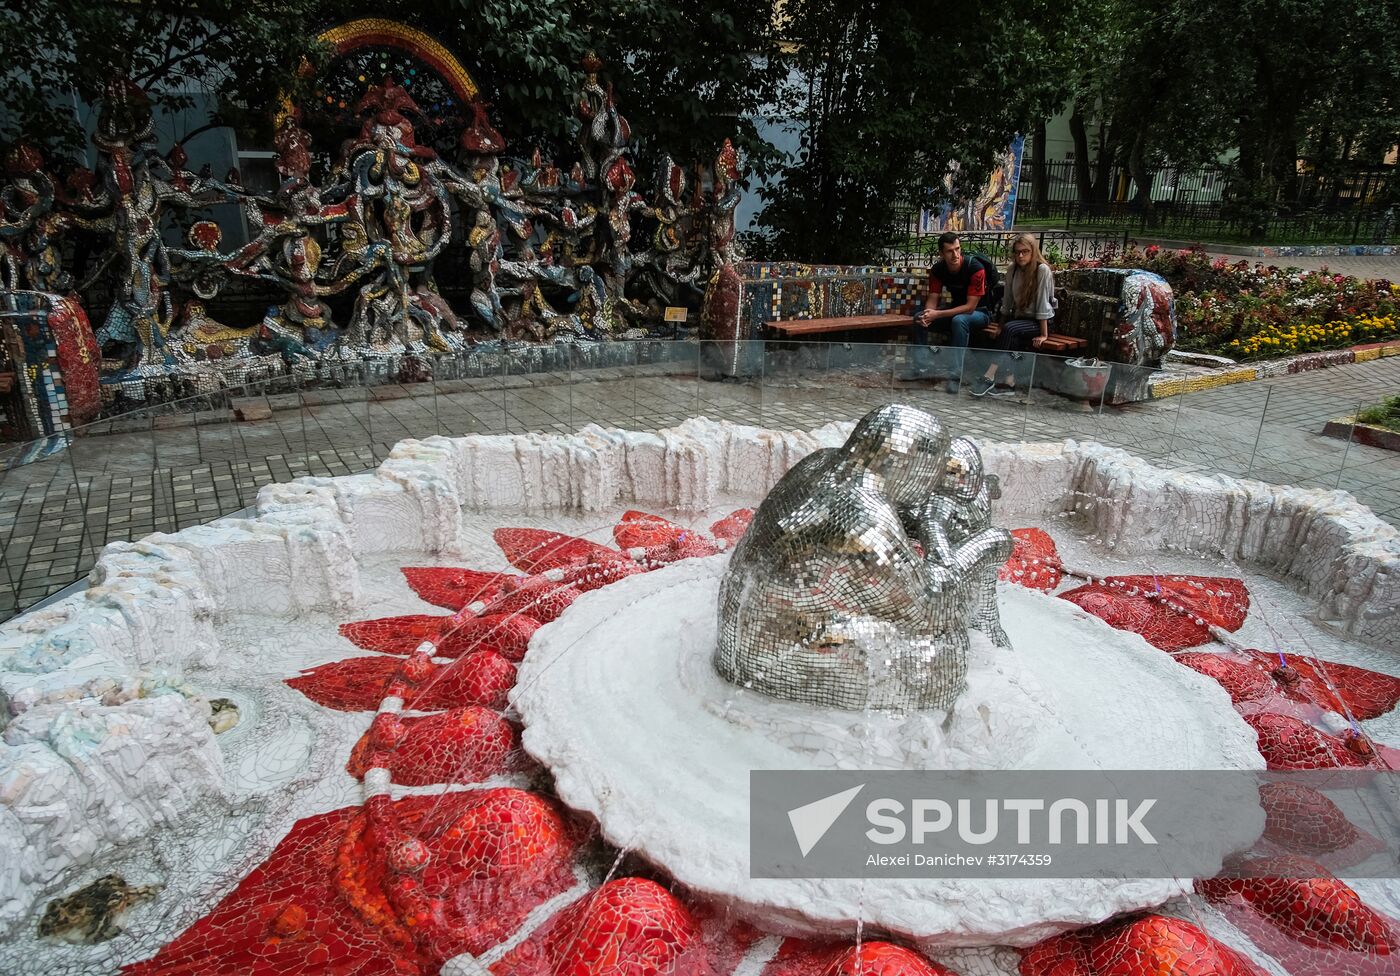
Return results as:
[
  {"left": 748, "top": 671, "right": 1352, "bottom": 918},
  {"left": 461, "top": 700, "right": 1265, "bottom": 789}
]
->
[{"left": 1149, "top": 340, "right": 1400, "bottom": 398}]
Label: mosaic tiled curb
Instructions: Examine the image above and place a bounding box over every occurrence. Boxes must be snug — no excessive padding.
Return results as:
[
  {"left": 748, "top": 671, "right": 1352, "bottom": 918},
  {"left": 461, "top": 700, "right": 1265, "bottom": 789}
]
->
[
  {"left": 1148, "top": 340, "right": 1400, "bottom": 398},
  {"left": 1322, "top": 418, "right": 1400, "bottom": 452},
  {"left": 1128, "top": 239, "right": 1399, "bottom": 259},
  {"left": 1258, "top": 244, "right": 1398, "bottom": 258}
]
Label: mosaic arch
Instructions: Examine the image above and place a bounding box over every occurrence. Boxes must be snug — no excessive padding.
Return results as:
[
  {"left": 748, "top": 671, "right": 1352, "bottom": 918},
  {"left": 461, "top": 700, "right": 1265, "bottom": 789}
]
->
[
  {"left": 309, "top": 18, "right": 480, "bottom": 153},
  {"left": 318, "top": 18, "right": 479, "bottom": 102}
]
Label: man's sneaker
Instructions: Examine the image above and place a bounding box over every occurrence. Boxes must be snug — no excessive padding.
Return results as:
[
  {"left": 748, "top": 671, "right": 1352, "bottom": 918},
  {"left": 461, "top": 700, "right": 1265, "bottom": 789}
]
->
[
  {"left": 987, "top": 384, "right": 1019, "bottom": 399},
  {"left": 897, "top": 369, "right": 931, "bottom": 382},
  {"left": 943, "top": 379, "right": 960, "bottom": 394},
  {"left": 970, "top": 376, "right": 996, "bottom": 397}
]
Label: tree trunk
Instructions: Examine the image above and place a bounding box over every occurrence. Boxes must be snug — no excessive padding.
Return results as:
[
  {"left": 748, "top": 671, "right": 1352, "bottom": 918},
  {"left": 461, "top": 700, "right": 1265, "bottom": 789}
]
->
[
  {"left": 1031, "top": 119, "right": 1049, "bottom": 217},
  {"left": 1092, "top": 120, "right": 1118, "bottom": 212},
  {"left": 1126, "top": 132, "right": 1155, "bottom": 227},
  {"left": 1068, "top": 104, "right": 1094, "bottom": 208}
]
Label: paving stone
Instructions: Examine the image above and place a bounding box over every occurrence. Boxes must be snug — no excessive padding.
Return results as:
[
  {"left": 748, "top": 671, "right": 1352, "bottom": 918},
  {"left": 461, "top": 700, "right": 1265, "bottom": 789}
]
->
[{"left": 232, "top": 399, "right": 273, "bottom": 422}]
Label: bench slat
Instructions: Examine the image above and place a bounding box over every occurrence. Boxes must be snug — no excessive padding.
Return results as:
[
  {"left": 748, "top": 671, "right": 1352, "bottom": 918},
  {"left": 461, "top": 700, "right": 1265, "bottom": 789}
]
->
[
  {"left": 767, "top": 314, "right": 912, "bottom": 337},
  {"left": 971, "top": 322, "right": 1086, "bottom": 353}
]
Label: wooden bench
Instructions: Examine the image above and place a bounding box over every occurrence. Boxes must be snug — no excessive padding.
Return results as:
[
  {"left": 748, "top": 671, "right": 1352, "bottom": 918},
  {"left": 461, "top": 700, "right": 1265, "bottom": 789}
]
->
[
  {"left": 981, "top": 322, "right": 1087, "bottom": 354},
  {"left": 767, "top": 314, "right": 1087, "bottom": 354},
  {"left": 766, "top": 314, "right": 912, "bottom": 338}
]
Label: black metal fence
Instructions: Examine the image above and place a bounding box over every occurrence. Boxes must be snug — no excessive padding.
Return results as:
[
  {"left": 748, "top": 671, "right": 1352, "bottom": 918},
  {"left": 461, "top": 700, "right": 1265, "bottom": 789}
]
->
[
  {"left": 1016, "top": 160, "right": 1398, "bottom": 244},
  {"left": 883, "top": 227, "right": 1131, "bottom": 268}
]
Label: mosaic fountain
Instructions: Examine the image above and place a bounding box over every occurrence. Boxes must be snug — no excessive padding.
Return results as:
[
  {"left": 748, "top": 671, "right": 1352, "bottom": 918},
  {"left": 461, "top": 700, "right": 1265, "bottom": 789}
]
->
[{"left": 1, "top": 406, "right": 1398, "bottom": 976}]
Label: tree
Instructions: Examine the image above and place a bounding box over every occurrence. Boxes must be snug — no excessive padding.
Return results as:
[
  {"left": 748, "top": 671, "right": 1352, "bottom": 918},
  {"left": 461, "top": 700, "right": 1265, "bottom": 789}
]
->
[
  {"left": 1060, "top": 0, "right": 1400, "bottom": 221},
  {"left": 753, "top": 0, "right": 1083, "bottom": 264},
  {"left": 0, "top": 0, "right": 333, "bottom": 158},
  {"left": 412, "top": 0, "right": 787, "bottom": 182},
  {"left": 1060, "top": 0, "right": 1239, "bottom": 218}
]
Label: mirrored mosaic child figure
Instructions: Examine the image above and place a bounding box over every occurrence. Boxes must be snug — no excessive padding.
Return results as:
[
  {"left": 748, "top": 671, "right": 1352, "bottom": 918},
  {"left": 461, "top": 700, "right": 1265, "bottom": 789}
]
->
[
  {"left": 715, "top": 404, "right": 1011, "bottom": 712},
  {"left": 918, "top": 436, "right": 1011, "bottom": 648}
]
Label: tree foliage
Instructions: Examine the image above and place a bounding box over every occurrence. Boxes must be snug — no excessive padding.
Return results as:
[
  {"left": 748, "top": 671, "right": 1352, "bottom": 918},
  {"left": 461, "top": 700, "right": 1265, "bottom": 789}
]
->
[
  {"left": 5, "top": 0, "right": 1392, "bottom": 260},
  {"left": 753, "top": 0, "right": 1082, "bottom": 263},
  {"left": 0, "top": 0, "right": 332, "bottom": 157},
  {"left": 415, "top": 0, "right": 786, "bottom": 181},
  {"left": 1059, "top": 0, "right": 1400, "bottom": 215}
]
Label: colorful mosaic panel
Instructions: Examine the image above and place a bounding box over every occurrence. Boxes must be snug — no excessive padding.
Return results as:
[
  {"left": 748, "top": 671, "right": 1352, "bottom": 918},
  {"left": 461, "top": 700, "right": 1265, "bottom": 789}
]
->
[{"left": 874, "top": 274, "right": 923, "bottom": 315}]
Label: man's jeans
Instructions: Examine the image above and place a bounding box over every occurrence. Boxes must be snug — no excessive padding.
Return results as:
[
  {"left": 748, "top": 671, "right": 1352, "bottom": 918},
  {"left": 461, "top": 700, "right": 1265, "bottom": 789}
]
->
[{"left": 907, "top": 310, "right": 991, "bottom": 375}]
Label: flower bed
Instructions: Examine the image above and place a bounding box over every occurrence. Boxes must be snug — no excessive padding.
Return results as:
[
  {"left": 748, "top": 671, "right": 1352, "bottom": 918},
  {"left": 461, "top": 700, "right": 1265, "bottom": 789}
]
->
[{"left": 1067, "top": 245, "right": 1400, "bottom": 361}]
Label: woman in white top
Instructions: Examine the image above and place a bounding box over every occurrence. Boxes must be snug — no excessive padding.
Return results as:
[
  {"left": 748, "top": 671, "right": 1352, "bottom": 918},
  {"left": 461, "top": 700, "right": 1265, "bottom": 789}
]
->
[{"left": 971, "top": 233, "right": 1056, "bottom": 397}]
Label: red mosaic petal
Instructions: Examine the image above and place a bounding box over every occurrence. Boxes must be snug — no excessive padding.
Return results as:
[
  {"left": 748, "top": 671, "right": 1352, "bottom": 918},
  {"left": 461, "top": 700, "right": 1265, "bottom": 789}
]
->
[
  {"left": 285, "top": 655, "right": 407, "bottom": 711},
  {"left": 1257, "top": 782, "right": 1388, "bottom": 870},
  {"left": 422, "top": 788, "right": 579, "bottom": 959},
  {"left": 1245, "top": 650, "right": 1400, "bottom": 720},
  {"left": 1145, "top": 575, "right": 1250, "bottom": 631},
  {"left": 998, "top": 528, "right": 1063, "bottom": 592},
  {"left": 1019, "top": 913, "right": 1269, "bottom": 976},
  {"left": 286, "top": 650, "right": 515, "bottom": 712},
  {"left": 826, "top": 941, "right": 958, "bottom": 975},
  {"left": 403, "top": 567, "right": 516, "bottom": 610},
  {"left": 415, "top": 649, "right": 517, "bottom": 711},
  {"left": 1196, "top": 857, "right": 1400, "bottom": 971},
  {"left": 341, "top": 614, "right": 449, "bottom": 655},
  {"left": 1245, "top": 713, "right": 1382, "bottom": 770},
  {"left": 1058, "top": 585, "right": 1214, "bottom": 651},
  {"left": 1060, "top": 574, "right": 1249, "bottom": 651},
  {"left": 1174, "top": 652, "right": 1276, "bottom": 704},
  {"left": 478, "top": 576, "right": 583, "bottom": 623},
  {"left": 492, "top": 877, "right": 701, "bottom": 976},
  {"left": 124, "top": 802, "right": 424, "bottom": 976},
  {"left": 346, "top": 707, "right": 516, "bottom": 785},
  {"left": 493, "top": 528, "right": 629, "bottom": 573},
  {"left": 438, "top": 612, "right": 539, "bottom": 661},
  {"left": 614, "top": 510, "right": 688, "bottom": 550},
  {"left": 756, "top": 940, "right": 958, "bottom": 976},
  {"left": 710, "top": 508, "right": 755, "bottom": 544}
]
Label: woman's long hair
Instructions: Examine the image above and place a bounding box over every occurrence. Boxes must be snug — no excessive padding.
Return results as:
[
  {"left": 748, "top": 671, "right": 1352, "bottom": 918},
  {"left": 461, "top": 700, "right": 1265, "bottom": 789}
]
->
[{"left": 1011, "top": 233, "right": 1049, "bottom": 313}]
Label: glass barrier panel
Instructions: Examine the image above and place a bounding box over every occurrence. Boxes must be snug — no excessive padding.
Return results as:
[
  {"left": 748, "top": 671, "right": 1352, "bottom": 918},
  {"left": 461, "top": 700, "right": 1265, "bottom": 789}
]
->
[
  {"left": 1162, "top": 379, "right": 1274, "bottom": 478},
  {"left": 1018, "top": 351, "right": 1106, "bottom": 446},
  {"left": 568, "top": 341, "right": 632, "bottom": 431},
  {"left": 1244, "top": 382, "right": 1370, "bottom": 498},
  {"left": 1094, "top": 362, "right": 1181, "bottom": 462},
  {"left": 698, "top": 340, "right": 763, "bottom": 427},
  {"left": 504, "top": 342, "right": 572, "bottom": 436},
  {"left": 1334, "top": 397, "right": 1398, "bottom": 525}
]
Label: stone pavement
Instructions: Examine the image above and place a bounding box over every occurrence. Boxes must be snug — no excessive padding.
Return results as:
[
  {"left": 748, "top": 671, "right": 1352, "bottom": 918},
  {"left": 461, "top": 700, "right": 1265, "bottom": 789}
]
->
[{"left": 2, "top": 354, "right": 1398, "bottom": 622}]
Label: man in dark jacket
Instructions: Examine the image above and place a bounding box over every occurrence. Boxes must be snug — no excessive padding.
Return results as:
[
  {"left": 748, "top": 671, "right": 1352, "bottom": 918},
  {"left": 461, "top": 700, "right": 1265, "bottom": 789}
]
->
[{"left": 902, "top": 232, "right": 994, "bottom": 386}]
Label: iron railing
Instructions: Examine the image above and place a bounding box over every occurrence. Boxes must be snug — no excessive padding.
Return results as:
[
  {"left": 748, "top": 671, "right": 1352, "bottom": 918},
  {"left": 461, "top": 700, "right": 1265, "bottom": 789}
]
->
[
  {"left": 1016, "top": 160, "right": 1398, "bottom": 244},
  {"left": 883, "top": 228, "right": 1132, "bottom": 268}
]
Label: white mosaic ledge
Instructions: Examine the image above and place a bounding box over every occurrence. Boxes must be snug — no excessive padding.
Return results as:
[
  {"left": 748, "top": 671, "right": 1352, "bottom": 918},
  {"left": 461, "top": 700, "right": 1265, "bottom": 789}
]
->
[{"left": 1, "top": 416, "right": 1397, "bottom": 936}]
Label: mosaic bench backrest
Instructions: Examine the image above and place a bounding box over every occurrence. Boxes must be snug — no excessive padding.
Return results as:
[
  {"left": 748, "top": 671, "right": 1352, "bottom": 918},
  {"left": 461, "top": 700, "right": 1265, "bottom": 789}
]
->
[{"left": 738, "top": 267, "right": 926, "bottom": 340}]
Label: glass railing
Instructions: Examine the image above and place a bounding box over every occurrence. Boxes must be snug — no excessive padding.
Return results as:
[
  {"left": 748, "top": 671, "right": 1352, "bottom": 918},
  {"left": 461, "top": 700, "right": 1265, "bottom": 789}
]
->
[{"left": 1, "top": 338, "right": 1394, "bottom": 623}]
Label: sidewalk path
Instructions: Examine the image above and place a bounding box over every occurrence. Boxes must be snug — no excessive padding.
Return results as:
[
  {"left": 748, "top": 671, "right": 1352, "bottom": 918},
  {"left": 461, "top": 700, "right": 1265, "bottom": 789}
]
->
[{"left": 1206, "top": 252, "right": 1399, "bottom": 279}]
